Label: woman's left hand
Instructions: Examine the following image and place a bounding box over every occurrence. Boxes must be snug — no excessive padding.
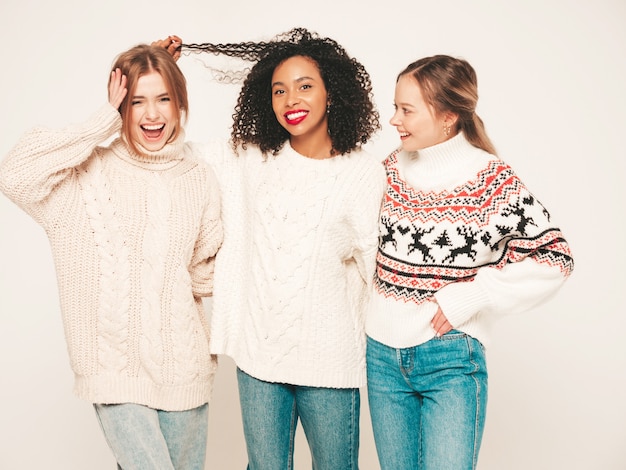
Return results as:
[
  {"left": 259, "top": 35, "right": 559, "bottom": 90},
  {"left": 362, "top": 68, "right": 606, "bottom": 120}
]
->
[
  {"left": 108, "top": 68, "right": 127, "bottom": 110},
  {"left": 431, "top": 304, "right": 453, "bottom": 337},
  {"left": 152, "top": 35, "right": 183, "bottom": 61}
]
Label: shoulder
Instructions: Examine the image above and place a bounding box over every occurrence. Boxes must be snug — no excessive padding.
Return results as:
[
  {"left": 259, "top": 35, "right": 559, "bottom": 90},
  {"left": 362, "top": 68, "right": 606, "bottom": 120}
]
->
[
  {"left": 333, "top": 148, "right": 387, "bottom": 198},
  {"left": 348, "top": 147, "right": 385, "bottom": 166},
  {"left": 484, "top": 158, "right": 523, "bottom": 186},
  {"left": 381, "top": 147, "right": 402, "bottom": 169},
  {"left": 175, "top": 142, "right": 220, "bottom": 183},
  {"left": 198, "top": 139, "right": 268, "bottom": 167},
  {"left": 339, "top": 147, "right": 386, "bottom": 178}
]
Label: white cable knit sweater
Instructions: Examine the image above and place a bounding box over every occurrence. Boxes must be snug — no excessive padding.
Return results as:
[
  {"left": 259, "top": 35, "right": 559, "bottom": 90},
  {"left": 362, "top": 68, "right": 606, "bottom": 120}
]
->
[
  {"left": 203, "top": 140, "right": 386, "bottom": 388},
  {"left": 0, "top": 104, "right": 223, "bottom": 411}
]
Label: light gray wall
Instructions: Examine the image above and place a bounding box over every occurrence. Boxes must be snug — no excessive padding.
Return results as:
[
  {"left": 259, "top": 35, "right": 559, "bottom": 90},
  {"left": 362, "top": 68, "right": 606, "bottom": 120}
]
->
[{"left": 0, "top": 1, "right": 624, "bottom": 468}]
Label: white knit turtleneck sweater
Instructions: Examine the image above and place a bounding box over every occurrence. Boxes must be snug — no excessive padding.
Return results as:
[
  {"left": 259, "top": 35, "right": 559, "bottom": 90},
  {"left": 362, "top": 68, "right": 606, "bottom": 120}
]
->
[
  {"left": 0, "top": 104, "right": 223, "bottom": 411},
  {"left": 367, "top": 133, "right": 574, "bottom": 349},
  {"left": 202, "top": 139, "right": 386, "bottom": 388}
]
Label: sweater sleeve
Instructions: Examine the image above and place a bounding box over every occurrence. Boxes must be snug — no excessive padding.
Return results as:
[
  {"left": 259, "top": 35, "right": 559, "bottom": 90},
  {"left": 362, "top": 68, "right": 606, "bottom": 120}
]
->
[
  {"left": 0, "top": 104, "right": 122, "bottom": 224},
  {"left": 434, "top": 169, "right": 575, "bottom": 327},
  {"left": 349, "top": 158, "right": 387, "bottom": 288},
  {"left": 189, "top": 158, "right": 224, "bottom": 297},
  {"left": 434, "top": 257, "right": 570, "bottom": 327}
]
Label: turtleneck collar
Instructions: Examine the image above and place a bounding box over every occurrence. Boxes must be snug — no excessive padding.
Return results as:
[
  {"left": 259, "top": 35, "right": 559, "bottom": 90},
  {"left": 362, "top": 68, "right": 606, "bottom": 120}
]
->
[
  {"left": 401, "top": 132, "right": 478, "bottom": 175},
  {"left": 393, "top": 132, "right": 494, "bottom": 193},
  {"left": 110, "top": 130, "right": 187, "bottom": 171}
]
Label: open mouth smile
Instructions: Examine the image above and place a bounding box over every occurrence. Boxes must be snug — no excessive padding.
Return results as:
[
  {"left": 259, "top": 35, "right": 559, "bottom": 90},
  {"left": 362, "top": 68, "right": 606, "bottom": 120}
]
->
[
  {"left": 284, "top": 110, "right": 308, "bottom": 125},
  {"left": 141, "top": 124, "right": 166, "bottom": 140}
]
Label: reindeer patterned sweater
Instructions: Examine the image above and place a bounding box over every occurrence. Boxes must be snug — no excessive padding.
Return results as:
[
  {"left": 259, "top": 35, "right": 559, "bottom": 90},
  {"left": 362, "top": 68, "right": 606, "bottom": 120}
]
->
[
  {"left": 366, "top": 133, "right": 573, "bottom": 348},
  {"left": 0, "top": 104, "right": 223, "bottom": 410}
]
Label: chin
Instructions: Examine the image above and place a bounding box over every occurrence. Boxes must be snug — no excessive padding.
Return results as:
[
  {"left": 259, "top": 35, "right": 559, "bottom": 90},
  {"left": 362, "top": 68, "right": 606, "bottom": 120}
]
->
[{"left": 143, "top": 140, "right": 167, "bottom": 151}]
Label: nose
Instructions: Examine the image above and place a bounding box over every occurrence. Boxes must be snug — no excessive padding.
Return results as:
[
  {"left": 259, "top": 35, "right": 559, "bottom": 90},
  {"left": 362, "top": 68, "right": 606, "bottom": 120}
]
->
[
  {"left": 145, "top": 101, "right": 159, "bottom": 119},
  {"left": 389, "top": 111, "right": 401, "bottom": 127},
  {"left": 285, "top": 90, "right": 299, "bottom": 107}
]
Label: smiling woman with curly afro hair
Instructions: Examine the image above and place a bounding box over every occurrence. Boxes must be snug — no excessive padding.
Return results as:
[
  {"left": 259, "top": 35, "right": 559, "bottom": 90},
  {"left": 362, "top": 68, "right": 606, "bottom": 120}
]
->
[
  {"left": 157, "top": 27, "right": 387, "bottom": 470},
  {"left": 183, "top": 27, "right": 380, "bottom": 156}
]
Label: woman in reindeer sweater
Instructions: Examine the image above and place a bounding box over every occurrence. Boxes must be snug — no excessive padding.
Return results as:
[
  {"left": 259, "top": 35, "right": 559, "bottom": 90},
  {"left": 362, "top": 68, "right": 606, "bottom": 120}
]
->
[
  {"left": 365, "top": 55, "right": 574, "bottom": 470},
  {"left": 0, "top": 44, "right": 222, "bottom": 469}
]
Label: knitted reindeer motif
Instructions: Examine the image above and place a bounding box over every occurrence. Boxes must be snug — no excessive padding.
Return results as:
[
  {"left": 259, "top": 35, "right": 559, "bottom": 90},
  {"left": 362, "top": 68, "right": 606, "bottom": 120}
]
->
[
  {"left": 407, "top": 224, "right": 435, "bottom": 262},
  {"left": 380, "top": 215, "right": 398, "bottom": 250},
  {"left": 443, "top": 226, "right": 480, "bottom": 264},
  {"left": 501, "top": 197, "right": 538, "bottom": 236}
]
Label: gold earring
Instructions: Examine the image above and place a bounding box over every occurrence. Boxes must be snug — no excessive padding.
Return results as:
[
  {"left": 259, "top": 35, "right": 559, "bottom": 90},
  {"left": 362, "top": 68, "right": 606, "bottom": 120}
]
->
[{"left": 443, "top": 123, "right": 451, "bottom": 136}]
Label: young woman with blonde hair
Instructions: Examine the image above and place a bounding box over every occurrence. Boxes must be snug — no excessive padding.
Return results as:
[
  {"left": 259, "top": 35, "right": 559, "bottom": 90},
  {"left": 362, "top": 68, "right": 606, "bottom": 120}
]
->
[
  {"left": 0, "top": 44, "right": 223, "bottom": 469},
  {"left": 366, "top": 55, "right": 574, "bottom": 469}
]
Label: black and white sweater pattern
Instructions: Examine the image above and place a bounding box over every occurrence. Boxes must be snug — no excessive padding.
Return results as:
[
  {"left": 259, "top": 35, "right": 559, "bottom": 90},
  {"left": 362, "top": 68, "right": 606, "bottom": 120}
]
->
[{"left": 375, "top": 149, "right": 574, "bottom": 306}]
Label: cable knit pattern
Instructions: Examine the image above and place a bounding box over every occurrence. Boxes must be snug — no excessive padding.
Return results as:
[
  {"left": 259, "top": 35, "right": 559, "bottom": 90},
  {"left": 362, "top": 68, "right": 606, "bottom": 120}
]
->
[
  {"left": 0, "top": 104, "right": 223, "bottom": 411},
  {"left": 366, "top": 133, "right": 574, "bottom": 349},
  {"left": 77, "top": 155, "right": 131, "bottom": 375},
  {"left": 204, "top": 140, "right": 386, "bottom": 388},
  {"left": 139, "top": 172, "right": 169, "bottom": 382}
]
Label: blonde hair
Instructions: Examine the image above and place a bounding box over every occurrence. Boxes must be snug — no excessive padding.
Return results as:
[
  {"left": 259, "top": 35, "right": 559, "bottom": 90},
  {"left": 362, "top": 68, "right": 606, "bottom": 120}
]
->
[
  {"left": 111, "top": 44, "right": 188, "bottom": 155},
  {"left": 399, "top": 55, "right": 496, "bottom": 155}
]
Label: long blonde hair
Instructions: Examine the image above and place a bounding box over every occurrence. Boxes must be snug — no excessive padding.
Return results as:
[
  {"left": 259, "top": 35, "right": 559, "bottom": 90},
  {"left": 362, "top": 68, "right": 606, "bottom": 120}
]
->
[{"left": 398, "top": 55, "right": 496, "bottom": 155}]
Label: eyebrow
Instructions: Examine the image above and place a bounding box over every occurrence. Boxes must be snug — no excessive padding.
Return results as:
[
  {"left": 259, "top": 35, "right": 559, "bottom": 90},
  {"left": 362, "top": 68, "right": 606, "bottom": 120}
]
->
[
  {"left": 131, "top": 92, "right": 170, "bottom": 99},
  {"left": 272, "top": 76, "right": 315, "bottom": 87}
]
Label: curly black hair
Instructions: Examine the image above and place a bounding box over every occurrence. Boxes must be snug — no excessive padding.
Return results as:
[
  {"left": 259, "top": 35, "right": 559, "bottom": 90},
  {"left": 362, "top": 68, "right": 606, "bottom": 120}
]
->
[{"left": 183, "top": 28, "right": 380, "bottom": 156}]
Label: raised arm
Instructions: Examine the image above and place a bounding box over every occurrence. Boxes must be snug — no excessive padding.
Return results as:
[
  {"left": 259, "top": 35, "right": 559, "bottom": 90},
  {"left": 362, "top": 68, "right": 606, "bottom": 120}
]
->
[{"left": 0, "top": 71, "right": 126, "bottom": 222}]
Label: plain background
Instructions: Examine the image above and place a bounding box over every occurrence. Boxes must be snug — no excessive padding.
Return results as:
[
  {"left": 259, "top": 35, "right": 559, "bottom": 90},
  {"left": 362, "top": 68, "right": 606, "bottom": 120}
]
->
[{"left": 0, "top": 0, "right": 624, "bottom": 469}]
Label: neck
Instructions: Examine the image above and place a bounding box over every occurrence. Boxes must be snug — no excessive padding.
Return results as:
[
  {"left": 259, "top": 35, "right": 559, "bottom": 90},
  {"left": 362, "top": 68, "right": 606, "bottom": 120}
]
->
[
  {"left": 112, "top": 131, "right": 186, "bottom": 170},
  {"left": 289, "top": 132, "right": 334, "bottom": 160}
]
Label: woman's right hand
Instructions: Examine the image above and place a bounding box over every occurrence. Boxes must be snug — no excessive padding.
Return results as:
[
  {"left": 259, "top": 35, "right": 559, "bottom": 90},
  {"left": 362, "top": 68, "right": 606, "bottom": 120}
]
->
[
  {"left": 152, "top": 35, "right": 183, "bottom": 61},
  {"left": 431, "top": 303, "right": 453, "bottom": 337},
  {"left": 108, "top": 68, "right": 127, "bottom": 110}
]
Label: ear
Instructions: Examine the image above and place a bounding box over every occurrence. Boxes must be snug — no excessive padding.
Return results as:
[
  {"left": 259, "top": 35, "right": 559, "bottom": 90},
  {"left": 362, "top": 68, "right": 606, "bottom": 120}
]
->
[{"left": 443, "top": 111, "right": 459, "bottom": 128}]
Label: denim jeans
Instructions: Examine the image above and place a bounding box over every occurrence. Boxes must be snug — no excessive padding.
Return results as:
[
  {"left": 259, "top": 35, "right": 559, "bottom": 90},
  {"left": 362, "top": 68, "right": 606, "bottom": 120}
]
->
[
  {"left": 94, "top": 402, "right": 208, "bottom": 470},
  {"left": 236, "top": 368, "right": 360, "bottom": 470},
  {"left": 366, "top": 332, "right": 487, "bottom": 470}
]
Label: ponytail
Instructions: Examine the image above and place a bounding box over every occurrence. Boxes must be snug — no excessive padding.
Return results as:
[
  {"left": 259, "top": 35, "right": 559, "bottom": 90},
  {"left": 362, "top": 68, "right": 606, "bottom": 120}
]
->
[{"left": 460, "top": 112, "right": 497, "bottom": 156}]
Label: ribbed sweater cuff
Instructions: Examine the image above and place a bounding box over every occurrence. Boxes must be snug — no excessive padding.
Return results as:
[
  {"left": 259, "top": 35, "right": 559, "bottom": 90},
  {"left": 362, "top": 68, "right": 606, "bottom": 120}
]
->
[{"left": 434, "top": 279, "right": 491, "bottom": 328}]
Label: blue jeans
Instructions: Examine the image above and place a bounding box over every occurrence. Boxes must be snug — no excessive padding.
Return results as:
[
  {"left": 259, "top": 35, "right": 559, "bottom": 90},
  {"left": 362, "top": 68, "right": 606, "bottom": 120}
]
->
[
  {"left": 366, "top": 332, "right": 487, "bottom": 470},
  {"left": 236, "top": 368, "right": 360, "bottom": 470},
  {"left": 94, "top": 403, "right": 208, "bottom": 470}
]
